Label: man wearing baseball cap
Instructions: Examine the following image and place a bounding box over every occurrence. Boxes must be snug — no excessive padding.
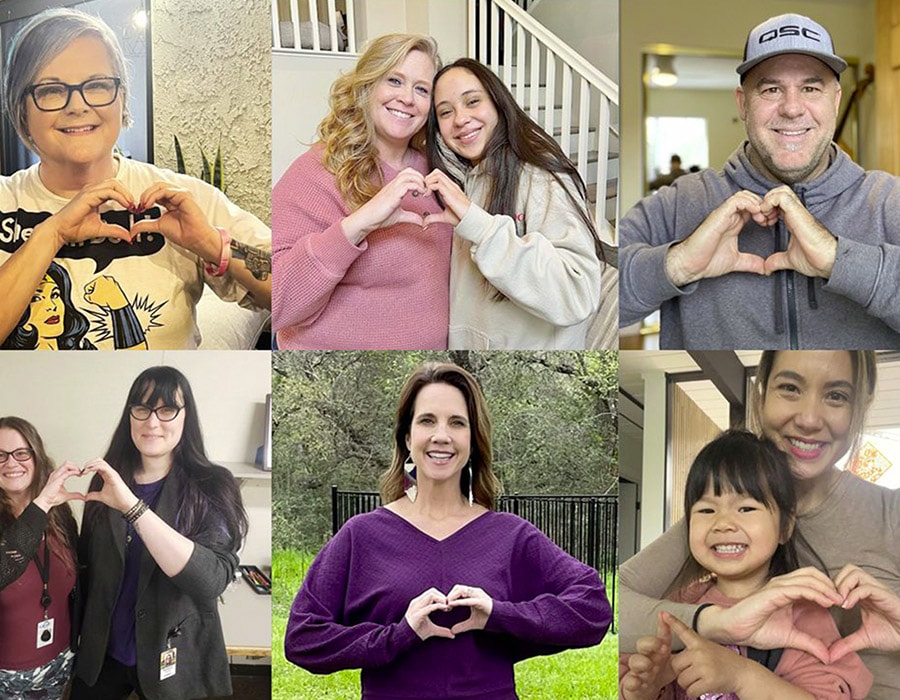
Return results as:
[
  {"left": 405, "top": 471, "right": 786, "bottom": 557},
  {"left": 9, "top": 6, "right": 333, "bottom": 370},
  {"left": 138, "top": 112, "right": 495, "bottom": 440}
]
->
[{"left": 619, "top": 13, "right": 900, "bottom": 349}]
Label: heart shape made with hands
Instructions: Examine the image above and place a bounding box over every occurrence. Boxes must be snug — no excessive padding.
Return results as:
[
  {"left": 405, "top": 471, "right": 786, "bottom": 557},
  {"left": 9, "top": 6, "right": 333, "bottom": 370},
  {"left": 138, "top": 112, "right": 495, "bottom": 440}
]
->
[
  {"left": 428, "top": 603, "right": 471, "bottom": 631},
  {"left": 422, "top": 209, "right": 457, "bottom": 229}
]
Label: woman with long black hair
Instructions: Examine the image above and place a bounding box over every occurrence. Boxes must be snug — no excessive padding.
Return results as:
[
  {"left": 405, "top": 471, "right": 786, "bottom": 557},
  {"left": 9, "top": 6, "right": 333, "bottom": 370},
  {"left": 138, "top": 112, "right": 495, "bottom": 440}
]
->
[
  {"left": 71, "top": 366, "right": 247, "bottom": 700},
  {"left": 426, "top": 58, "right": 606, "bottom": 349}
]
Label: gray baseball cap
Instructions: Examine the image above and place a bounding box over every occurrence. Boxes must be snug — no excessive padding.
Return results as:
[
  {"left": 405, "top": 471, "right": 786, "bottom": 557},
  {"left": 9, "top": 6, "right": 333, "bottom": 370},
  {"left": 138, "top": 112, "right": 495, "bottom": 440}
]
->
[{"left": 737, "top": 13, "right": 847, "bottom": 80}]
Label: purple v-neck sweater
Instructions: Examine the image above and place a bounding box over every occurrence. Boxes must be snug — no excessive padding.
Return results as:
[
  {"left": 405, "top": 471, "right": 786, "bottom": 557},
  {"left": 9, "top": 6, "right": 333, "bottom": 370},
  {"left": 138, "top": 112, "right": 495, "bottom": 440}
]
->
[{"left": 285, "top": 508, "right": 611, "bottom": 699}]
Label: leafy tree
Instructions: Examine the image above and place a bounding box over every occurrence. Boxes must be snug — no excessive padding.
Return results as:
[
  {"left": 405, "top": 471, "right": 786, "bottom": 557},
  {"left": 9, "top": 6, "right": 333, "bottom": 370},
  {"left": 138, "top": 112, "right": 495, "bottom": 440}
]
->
[{"left": 272, "top": 351, "right": 617, "bottom": 550}]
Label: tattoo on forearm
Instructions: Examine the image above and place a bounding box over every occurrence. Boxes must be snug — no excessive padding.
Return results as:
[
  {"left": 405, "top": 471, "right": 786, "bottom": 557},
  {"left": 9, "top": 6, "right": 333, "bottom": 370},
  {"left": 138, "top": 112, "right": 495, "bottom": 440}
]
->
[{"left": 229, "top": 240, "right": 271, "bottom": 280}]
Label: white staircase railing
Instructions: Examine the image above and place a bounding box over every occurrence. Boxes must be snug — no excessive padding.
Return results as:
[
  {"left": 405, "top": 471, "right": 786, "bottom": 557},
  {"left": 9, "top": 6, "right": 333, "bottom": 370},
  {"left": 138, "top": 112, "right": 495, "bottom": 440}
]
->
[
  {"left": 270, "top": 0, "right": 619, "bottom": 227},
  {"left": 272, "top": 0, "right": 357, "bottom": 53},
  {"left": 468, "top": 0, "right": 619, "bottom": 227}
]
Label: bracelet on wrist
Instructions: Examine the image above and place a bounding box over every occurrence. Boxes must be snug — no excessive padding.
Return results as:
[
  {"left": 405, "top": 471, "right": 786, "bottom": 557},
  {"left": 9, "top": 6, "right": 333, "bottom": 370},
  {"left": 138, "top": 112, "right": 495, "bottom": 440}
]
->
[
  {"left": 692, "top": 602, "right": 715, "bottom": 632},
  {"left": 204, "top": 227, "right": 231, "bottom": 277},
  {"left": 122, "top": 499, "right": 149, "bottom": 524}
]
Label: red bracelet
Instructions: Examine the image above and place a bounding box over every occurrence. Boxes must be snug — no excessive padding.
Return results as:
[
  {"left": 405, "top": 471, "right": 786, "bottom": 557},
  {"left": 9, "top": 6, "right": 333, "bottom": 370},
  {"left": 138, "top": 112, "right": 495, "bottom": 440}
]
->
[{"left": 204, "top": 227, "right": 231, "bottom": 277}]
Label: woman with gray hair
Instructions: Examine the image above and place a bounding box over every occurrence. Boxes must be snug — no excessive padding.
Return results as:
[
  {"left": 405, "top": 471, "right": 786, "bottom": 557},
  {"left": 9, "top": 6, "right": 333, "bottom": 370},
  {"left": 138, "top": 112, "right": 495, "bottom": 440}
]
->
[{"left": 0, "top": 8, "right": 271, "bottom": 350}]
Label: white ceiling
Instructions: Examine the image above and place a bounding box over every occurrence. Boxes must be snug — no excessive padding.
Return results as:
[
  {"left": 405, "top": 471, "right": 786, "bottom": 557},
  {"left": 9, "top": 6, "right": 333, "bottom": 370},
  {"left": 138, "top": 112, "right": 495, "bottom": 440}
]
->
[
  {"left": 646, "top": 54, "right": 741, "bottom": 91},
  {"left": 620, "top": 351, "right": 900, "bottom": 433}
]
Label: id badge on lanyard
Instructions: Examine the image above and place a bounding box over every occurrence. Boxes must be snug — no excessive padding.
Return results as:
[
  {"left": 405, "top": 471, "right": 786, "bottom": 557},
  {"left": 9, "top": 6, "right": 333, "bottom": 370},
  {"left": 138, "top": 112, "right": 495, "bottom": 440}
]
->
[{"left": 34, "top": 539, "right": 54, "bottom": 649}]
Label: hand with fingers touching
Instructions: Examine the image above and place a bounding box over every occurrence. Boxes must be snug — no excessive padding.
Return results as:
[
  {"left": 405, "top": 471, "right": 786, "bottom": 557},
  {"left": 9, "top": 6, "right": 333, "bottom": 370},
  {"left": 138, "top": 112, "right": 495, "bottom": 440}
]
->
[
  {"left": 340, "top": 167, "right": 430, "bottom": 245},
  {"left": 664, "top": 612, "right": 755, "bottom": 698},
  {"left": 32, "top": 461, "right": 86, "bottom": 512},
  {"left": 664, "top": 612, "right": 816, "bottom": 700},
  {"left": 405, "top": 587, "right": 456, "bottom": 641},
  {"left": 829, "top": 564, "right": 900, "bottom": 662},
  {"left": 81, "top": 458, "right": 139, "bottom": 513},
  {"left": 620, "top": 613, "right": 676, "bottom": 700},
  {"left": 696, "top": 567, "right": 843, "bottom": 664},
  {"left": 446, "top": 584, "right": 492, "bottom": 635},
  {"left": 129, "top": 182, "right": 224, "bottom": 264},
  {"left": 760, "top": 185, "right": 838, "bottom": 278},
  {"left": 664, "top": 190, "right": 775, "bottom": 287},
  {"left": 37, "top": 179, "right": 135, "bottom": 248},
  {"left": 423, "top": 169, "right": 471, "bottom": 228}
]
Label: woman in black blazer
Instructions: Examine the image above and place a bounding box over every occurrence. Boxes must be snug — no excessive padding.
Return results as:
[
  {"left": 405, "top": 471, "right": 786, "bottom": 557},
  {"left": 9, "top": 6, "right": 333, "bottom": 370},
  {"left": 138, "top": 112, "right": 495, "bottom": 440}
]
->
[{"left": 71, "top": 366, "right": 247, "bottom": 700}]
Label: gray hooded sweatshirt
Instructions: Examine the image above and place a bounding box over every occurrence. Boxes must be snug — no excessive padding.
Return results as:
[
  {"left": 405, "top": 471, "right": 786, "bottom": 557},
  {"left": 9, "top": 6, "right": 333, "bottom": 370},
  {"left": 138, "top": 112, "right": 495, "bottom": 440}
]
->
[{"left": 619, "top": 143, "right": 900, "bottom": 349}]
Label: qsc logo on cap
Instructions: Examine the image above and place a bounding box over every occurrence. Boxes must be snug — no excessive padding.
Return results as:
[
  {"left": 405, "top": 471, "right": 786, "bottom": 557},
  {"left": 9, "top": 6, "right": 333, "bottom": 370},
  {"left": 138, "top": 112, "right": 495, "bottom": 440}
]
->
[{"left": 759, "top": 25, "right": 822, "bottom": 44}]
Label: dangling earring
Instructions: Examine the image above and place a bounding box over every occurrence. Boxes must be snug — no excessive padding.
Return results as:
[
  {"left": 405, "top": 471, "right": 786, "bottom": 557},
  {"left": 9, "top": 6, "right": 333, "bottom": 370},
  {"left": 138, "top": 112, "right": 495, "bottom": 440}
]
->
[
  {"left": 404, "top": 455, "right": 417, "bottom": 503},
  {"left": 467, "top": 463, "right": 474, "bottom": 507}
]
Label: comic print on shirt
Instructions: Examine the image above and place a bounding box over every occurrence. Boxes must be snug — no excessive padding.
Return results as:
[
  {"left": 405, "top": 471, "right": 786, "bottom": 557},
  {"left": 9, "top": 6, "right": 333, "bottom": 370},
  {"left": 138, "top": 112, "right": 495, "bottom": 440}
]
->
[{"left": 0, "top": 156, "right": 270, "bottom": 350}]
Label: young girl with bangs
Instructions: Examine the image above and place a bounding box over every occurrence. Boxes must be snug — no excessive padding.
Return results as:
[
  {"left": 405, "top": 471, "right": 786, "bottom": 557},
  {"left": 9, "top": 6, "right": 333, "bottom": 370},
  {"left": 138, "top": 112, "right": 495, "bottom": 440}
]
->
[
  {"left": 620, "top": 430, "right": 872, "bottom": 700},
  {"left": 0, "top": 417, "right": 82, "bottom": 699}
]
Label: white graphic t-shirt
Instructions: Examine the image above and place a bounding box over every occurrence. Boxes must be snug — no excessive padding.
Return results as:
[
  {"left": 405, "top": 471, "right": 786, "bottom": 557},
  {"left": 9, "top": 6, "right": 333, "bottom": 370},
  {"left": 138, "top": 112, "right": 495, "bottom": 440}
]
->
[{"left": 0, "top": 156, "right": 270, "bottom": 350}]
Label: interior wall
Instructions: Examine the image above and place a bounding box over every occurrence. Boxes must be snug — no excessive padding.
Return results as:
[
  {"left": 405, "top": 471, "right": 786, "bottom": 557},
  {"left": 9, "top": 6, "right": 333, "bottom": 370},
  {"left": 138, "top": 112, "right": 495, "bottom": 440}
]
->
[
  {"left": 531, "top": 0, "right": 618, "bottom": 81},
  {"left": 640, "top": 369, "right": 667, "bottom": 548},
  {"left": 621, "top": 0, "right": 878, "bottom": 212},
  {"left": 646, "top": 87, "right": 747, "bottom": 187},
  {"left": 271, "top": 0, "right": 467, "bottom": 185},
  {"left": 669, "top": 383, "right": 721, "bottom": 524},
  {"left": 0, "top": 351, "right": 271, "bottom": 563},
  {"left": 151, "top": 0, "right": 271, "bottom": 224}
]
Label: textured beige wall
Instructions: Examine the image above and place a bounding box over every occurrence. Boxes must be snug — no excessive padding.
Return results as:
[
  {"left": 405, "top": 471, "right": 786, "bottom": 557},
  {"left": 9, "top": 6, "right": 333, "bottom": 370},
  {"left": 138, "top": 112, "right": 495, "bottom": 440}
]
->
[{"left": 151, "top": 0, "right": 271, "bottom": 223}]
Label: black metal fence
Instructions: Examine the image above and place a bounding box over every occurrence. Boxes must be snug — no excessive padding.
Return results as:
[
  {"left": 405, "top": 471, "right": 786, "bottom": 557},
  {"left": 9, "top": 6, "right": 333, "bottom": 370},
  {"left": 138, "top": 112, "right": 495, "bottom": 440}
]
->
[{"left": 331, "top": 487, "right": 617, "bottom": 630}]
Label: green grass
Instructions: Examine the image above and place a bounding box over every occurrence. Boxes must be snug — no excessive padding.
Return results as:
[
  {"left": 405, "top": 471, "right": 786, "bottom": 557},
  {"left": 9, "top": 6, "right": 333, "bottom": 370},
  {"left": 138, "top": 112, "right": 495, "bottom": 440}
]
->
[{"left": 272, "top": 549, "right": 618, "bottom": 699}]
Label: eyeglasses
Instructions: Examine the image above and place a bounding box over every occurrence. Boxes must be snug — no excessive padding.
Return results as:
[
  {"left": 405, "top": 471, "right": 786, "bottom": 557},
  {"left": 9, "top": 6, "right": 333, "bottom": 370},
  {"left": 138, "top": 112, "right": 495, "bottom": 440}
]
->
[
  {"left": 26, "top": 77, "right": 121, "bottom": 112},
  {"left": 0, "top": 448, "right": 34, "bottom": 464},
  {"left": 129, "top": 405, "right": 183, "bottom": 422}
]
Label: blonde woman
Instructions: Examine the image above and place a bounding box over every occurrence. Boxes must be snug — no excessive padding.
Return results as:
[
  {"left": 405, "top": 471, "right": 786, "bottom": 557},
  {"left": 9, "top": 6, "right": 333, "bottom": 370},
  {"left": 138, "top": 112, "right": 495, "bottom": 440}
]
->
[{"left": 272, "top": 34, "right": 453, "bottom": 349}]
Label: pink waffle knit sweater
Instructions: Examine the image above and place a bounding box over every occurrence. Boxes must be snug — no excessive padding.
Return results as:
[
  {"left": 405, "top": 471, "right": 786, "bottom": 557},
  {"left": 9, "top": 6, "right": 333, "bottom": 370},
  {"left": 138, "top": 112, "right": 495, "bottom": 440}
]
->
[{"left": 272, "top": 144, "right": 452, "bottom": 349}]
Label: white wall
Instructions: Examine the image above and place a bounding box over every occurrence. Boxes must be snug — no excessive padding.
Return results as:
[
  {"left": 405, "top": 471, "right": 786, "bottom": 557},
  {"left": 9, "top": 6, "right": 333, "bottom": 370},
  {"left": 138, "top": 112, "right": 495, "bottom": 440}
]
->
[
  {"left": 621, "top": 0, "right": 878, "bottom": 212},
  {"left": 271, "top": 1, "right": 469, "bottom": 185},
  {"left": 532, "top": 0, "right": 618, "bottom": 82},
  {"left": 0, "top": 351, "right": 271, "bottom": 563},
  {"left": 639, "top": 369, "right": 667, "bottom": 549}
]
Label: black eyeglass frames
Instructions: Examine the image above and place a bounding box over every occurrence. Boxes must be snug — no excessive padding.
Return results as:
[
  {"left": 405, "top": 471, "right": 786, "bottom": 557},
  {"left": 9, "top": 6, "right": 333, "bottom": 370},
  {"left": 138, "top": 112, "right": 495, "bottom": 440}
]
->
[
  {"left": 0, "top": 448, "right": 35, "bottom": 464},
  {"left": 26, "top": 77, "right": 121, "bottom": 112},
  {"left": 129, "top": 405, "right": 184, "bottom": 422}
]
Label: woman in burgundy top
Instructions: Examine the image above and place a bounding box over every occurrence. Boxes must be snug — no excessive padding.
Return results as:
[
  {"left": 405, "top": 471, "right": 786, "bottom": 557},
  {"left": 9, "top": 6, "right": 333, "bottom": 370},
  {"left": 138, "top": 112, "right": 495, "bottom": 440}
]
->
[
  {"left": 0, "top": 416, "right": 82, "bottom": 699},
  {"left": 286, "top": 362, "right": 611, "bottom": 699}
]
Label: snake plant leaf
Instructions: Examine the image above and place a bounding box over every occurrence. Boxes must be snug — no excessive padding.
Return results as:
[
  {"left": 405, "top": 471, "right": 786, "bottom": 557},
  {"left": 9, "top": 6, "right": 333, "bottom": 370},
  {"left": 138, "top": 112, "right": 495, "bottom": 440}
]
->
[
  {"left": 212, "top": 144, "right": 225, "bottom": 192},
  {"left": 173, "top": 135, "right": 186, "bottom": 175},
  {"left": 200, "top": 147, "right": 211, "bottom": 184}
]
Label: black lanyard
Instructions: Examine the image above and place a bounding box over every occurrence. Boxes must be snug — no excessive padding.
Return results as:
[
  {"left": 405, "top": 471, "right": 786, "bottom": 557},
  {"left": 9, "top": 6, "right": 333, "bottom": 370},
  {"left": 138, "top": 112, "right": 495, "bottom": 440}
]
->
[{"left": 32, "top": 538, "right": 51, "bottom": 616}]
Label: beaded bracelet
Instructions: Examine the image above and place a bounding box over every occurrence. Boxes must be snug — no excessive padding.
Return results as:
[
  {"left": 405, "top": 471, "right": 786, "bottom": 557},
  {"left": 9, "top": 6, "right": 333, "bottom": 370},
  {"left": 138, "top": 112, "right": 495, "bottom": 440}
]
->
[
  {"left": 123, "top": 499, "right": 149, "bottom": 524},
  {"left": 204, "top": 227, "right": 231, "bottom": 277}
]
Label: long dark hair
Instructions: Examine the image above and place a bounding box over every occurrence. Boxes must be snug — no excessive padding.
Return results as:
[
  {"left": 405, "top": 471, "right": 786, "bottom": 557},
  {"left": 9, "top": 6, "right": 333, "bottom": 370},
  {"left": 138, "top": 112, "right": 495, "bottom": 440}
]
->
[
  {"left": 0, "top": 417, "right": 76, "bottom": 573},
  {"left": 427, "top": 58, "right": 605, "bottom": 267},
  {"left": 2, "top": 262, "right": 95, "bottom": 350},
  {"left": 667, "top": 430, "right": 800, "bottom": 595},
  {"left": 379, "top": 362, "right": 500, "bottom": 508},
  {"left": 87, "top": 367, "right": 247, "bottom": 546}
]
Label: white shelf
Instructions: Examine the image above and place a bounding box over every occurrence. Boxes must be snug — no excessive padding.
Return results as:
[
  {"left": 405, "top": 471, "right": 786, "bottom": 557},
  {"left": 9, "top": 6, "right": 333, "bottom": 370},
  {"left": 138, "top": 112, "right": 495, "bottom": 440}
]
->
[{"left": 221, "top": 461, "right": 271, "bottom": 481}]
